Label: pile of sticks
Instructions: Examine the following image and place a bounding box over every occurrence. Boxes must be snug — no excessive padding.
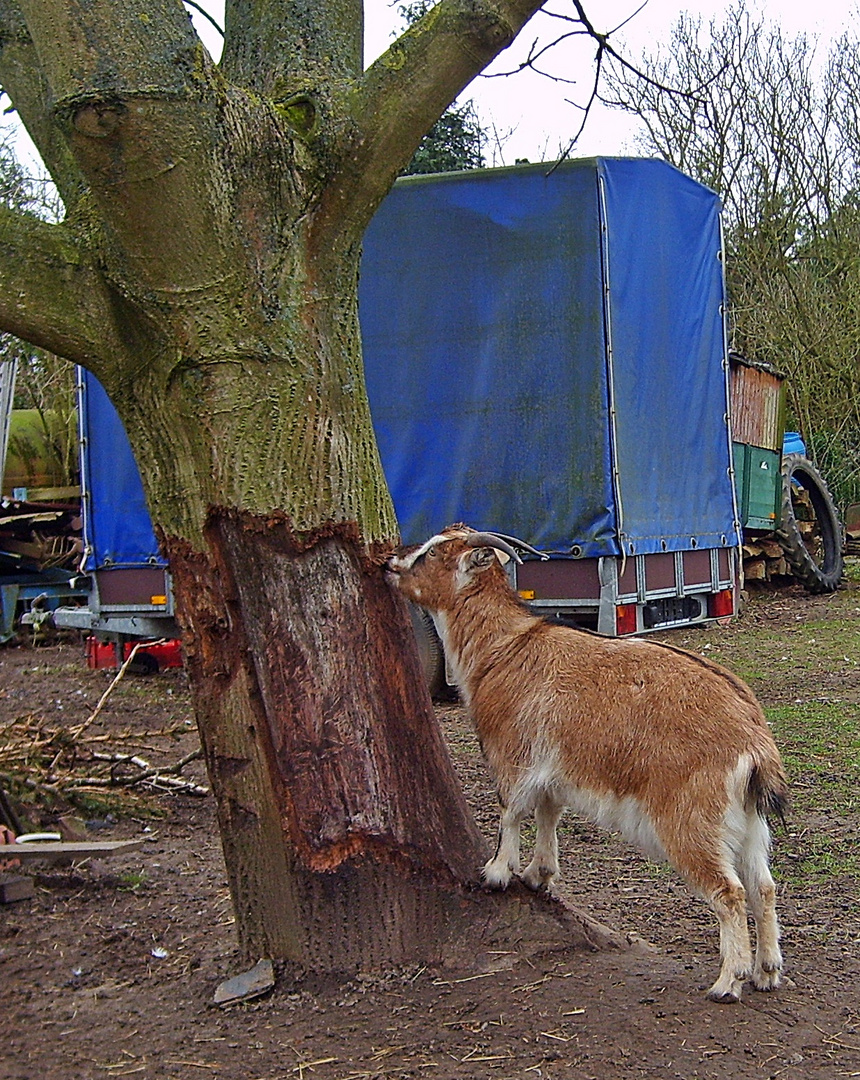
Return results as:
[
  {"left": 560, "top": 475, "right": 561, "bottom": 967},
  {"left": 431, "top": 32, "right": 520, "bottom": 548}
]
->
[{"left": 0, "top": 714, "right": 207, "bottom": 814}]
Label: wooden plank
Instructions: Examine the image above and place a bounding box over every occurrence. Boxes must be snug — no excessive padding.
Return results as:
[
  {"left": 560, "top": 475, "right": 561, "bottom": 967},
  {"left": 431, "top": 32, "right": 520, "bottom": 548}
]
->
[
  {"left": 730, "top": 361, "right": 785, "bottom": 450},
  {"left": 6, "top": 839, "right": 144, "bottom": 862}
]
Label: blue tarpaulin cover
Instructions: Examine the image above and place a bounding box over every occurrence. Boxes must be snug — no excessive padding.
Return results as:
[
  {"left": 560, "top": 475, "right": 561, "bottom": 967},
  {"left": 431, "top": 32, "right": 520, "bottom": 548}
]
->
[
  {"left": 79, "top": 369, "right": 164, "bottom": 570},
  {"left": 360, "top": 157, "right": 739, "bottom": 557}
]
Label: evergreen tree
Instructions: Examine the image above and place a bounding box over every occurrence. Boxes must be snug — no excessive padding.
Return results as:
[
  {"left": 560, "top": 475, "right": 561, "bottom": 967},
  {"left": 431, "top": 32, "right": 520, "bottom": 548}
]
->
[{"left": 405, "top": 100, "right": 485, "bottom": 174}]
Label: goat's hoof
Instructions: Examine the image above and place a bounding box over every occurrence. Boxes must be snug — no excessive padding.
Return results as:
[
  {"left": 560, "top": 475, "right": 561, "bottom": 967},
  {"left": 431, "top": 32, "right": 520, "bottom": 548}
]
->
[
  {"left": 520, "top": 866, "right": 555, "bottom": 892},
  {"left": 706, "top": 974, "right": 747, "bottom": 1004},
  {"left": 753, "top": 968, "right": 782, "bottom": 992},
  {"left": 481, "top": 865, "right": 512, "bottom": 890}
]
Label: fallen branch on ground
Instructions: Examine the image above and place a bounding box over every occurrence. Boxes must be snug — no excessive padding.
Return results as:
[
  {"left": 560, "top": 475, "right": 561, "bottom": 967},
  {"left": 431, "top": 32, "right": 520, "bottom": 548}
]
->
[{"left": 0, "top": 712, "right": 209, "bottom": 814}]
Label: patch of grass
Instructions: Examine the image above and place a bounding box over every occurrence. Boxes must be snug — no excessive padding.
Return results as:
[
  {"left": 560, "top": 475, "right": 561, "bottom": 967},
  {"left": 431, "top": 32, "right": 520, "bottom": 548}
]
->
[
  {"left": 117, "top": 870, "right": 147, "bottom": 893},
  {"left": 688, "top": 614, "right": 860, "bottom": 691},
  {"left": 769, "top": 701, "right": 860, "bottom": 765},
  {"left": 843, "top": 557, "right": 860, "bottom": 584},
  {"left": 764, "top": 632, "right": 850, "bottom": 673},
  {"left": 767, "top": 700, "right": 860, "bottom": 883}
]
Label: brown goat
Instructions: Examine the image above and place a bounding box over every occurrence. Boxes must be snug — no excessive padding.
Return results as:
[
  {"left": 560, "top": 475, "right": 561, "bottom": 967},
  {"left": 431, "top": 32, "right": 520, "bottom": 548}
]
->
[{"left": 386, "top": 525, "right": 787, "bottom": 1003}]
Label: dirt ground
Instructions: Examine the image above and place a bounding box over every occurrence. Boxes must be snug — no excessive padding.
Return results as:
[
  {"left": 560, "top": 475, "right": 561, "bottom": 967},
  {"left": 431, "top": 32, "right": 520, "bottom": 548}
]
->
[{"left": 1, "top": 575, "right": 859, "bottom": 1080}]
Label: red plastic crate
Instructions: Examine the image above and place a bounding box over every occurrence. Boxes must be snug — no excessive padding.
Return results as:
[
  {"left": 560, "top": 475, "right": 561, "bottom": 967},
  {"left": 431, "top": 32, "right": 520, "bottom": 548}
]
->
[{"left": 86, "top": 637, "right": 183, "bottom": 672}]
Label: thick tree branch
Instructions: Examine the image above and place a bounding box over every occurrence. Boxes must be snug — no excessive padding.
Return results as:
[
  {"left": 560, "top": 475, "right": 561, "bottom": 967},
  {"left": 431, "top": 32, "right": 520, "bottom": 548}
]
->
[
  {"left": 0, "top": 205, "right": 137, "bottom": 369},
  {"left": 317, "top": 0, "right": 547, "bottom": 238},
  {"left": 7, "top": 1, "right": 254, "bottom": 326},
  {"left": 15, "top": 0, "right": 199, "bottom": 114},
  {"left": 222, "top": 0, "right": 363, "bottom": 94},
  {"left": 0, "top": 0, "right": 86, "bottom": 209}
]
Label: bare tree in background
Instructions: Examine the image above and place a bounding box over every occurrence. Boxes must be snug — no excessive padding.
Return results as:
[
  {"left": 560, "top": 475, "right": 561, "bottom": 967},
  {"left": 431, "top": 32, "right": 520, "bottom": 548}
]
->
[{"left": 603, "top": 1, "right": 860, "bottom": 505}]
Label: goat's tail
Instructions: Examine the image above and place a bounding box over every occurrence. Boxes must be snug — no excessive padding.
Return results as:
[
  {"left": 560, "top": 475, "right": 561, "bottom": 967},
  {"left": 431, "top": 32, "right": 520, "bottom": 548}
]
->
[{"left": 747, "top": 757, "right": 789, "bottom": 828}]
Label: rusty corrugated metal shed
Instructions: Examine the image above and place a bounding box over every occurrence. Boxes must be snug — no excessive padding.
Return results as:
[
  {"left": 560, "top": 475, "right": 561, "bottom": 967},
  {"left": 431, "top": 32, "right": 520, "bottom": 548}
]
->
[{"left": 729, "top": 353, "right": 785, "bottom": 451}]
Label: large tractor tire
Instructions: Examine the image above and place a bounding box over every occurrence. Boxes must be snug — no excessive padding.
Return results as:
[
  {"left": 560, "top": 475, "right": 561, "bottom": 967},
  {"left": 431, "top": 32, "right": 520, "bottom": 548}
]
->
[
  {"left": 775, "top": 454, "right": 844, "bottom": 593},
  {"left": 408, "top": 604, "right": 454, "bottom": 700}
]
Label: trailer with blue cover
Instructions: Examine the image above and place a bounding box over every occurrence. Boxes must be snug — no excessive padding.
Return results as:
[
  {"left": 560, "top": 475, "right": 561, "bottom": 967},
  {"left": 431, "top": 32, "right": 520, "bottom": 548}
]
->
[
  {"left": 45, "top": 369, "right": 178, "bottom": 668},
  {"left": 360, "top": 157, "right": 741, "bottom": 644}
]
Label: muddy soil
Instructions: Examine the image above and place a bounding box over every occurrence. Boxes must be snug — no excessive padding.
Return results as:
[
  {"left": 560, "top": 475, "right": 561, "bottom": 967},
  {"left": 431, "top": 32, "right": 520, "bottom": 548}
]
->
[{"left": 1, "top": 577, "right": 858, "bottom": 1080}]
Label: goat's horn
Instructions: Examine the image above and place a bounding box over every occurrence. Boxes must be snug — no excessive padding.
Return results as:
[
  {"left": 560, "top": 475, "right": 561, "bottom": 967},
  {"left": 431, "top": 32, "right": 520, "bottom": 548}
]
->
[
  {"left": 485, "top": 532, "right": 550, "bottom": 561},
  {"left": 465, "top": 532, "right": 547, "bottom": 565}
]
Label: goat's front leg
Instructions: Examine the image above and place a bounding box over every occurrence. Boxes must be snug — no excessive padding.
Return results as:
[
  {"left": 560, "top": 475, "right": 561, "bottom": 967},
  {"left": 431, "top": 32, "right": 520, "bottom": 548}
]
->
[
  {"left": 482, "top": 803, "right": 524, "bottom": 889},
  {"left": 521, "top": 795, "right": 563, "bottom": 892}
]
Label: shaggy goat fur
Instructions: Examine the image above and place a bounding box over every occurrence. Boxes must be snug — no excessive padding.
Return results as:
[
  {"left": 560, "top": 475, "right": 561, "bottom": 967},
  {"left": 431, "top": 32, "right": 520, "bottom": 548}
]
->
[{"left": 387, "top": 526, "right": 787, "bottom": 1003}]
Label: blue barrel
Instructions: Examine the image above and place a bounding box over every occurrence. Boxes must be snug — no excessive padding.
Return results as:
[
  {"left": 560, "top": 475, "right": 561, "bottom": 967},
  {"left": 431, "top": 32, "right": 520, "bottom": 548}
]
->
[{"left": 783, "top": 431, "right": 806, "bottom": 457}]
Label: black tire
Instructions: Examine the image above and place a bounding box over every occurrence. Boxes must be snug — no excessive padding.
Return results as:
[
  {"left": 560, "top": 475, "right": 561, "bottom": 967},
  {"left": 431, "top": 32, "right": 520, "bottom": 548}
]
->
[
  {"left": 408, "top": 604, "right": 453, "bottom": 700},
  {"left": 775, "top": 454, "right": 844, "bottom": 594}
]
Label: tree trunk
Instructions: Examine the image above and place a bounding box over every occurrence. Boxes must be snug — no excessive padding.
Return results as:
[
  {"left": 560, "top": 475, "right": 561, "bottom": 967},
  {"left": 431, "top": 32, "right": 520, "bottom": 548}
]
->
[
  {"left": 0, "top": 0, "right": 623, "bottom": 977},
  {"left": 166, "top": 516, "right": 493, "bottom": 967}
]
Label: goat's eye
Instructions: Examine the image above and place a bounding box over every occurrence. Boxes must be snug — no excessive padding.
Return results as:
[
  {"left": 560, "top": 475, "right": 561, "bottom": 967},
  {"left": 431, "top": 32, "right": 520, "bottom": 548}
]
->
[{"left": 427, "top": 546, "right": 437, "bottom": 558}]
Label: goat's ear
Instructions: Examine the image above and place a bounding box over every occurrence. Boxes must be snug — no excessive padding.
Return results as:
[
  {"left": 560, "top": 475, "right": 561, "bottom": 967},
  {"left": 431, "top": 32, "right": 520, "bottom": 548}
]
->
[{"left": 463, "top": 546, "right": 498, "bottom": 574}]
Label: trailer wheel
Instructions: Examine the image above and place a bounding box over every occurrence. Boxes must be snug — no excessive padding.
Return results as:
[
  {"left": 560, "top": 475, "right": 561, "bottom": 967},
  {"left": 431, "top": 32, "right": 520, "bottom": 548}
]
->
[
  {"left": 408, "top": 604, "right": 452, "bottom": 700},
  {"left": 776, "top": 454, "right": 844, "bottom": 593}
]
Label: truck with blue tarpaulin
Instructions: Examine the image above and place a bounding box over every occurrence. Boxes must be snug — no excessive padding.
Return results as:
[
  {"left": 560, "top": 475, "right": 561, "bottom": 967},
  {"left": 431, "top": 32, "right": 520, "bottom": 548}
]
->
[
  {"left": 30, "top": 368, "right": 177, "bottom": 664},
  {"left": 361, "top": 156, "right": 740, "bottom": 646}
]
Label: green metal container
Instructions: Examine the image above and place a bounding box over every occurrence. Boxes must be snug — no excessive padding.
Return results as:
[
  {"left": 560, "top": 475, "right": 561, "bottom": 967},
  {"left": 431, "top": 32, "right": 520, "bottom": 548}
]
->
[{"left": 732, "top": 442, "right": 781, "bottom": 532}]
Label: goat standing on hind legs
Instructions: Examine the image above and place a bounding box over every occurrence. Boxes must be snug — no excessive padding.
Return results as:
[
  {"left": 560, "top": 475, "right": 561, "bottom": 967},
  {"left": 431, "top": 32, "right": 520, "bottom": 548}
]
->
[{"left": 386, "top": 525, "right": 788, "bottom": 1004}]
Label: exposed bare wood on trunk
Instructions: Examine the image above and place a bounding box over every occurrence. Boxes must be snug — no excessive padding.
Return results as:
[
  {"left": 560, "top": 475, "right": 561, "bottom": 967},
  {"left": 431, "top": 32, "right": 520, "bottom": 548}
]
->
[{"left": 167, "top": 518, "right": 495, "bottom": 965}]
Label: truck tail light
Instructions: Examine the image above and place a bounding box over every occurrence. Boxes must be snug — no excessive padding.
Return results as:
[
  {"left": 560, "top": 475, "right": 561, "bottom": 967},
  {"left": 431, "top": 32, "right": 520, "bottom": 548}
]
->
[
  {"left": 615, "top": 604, "right": 638, "bottom": 635},
  {"left": 708, "top": 589, "right": 735, "bottom": 619}
]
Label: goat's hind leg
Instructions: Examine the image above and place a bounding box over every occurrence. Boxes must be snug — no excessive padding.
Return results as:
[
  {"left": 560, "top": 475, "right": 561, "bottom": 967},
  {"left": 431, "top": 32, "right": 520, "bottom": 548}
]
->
[
  {"left": 521, "top": 795, "right": 563, "bottom": 892},
  {"left": 706, "top": 874, "right": 753, "bottom": 1002},
  {"left": 739, "top": 814, "right": 782, "bottom": 992},
  {"left": 675, "top": 848, "right": 753, "bottom": 1003}
]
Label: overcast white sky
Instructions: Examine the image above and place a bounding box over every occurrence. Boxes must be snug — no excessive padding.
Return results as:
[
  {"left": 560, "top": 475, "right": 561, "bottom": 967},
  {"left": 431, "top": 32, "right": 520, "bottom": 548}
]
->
[
  {"left": 367, "top": 0, "right": 858, "bottom": 162},
  {"left": 3, "top": 0, "right": 858, "bottom": 171},
  {"left": 195, "top": 0, "right": 859, "bottom": 163}
]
